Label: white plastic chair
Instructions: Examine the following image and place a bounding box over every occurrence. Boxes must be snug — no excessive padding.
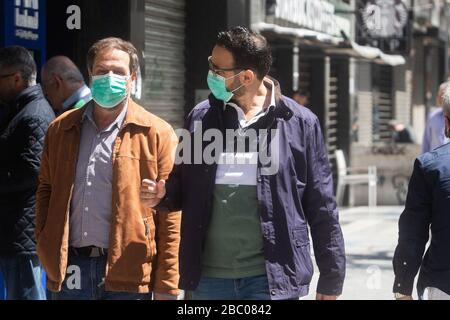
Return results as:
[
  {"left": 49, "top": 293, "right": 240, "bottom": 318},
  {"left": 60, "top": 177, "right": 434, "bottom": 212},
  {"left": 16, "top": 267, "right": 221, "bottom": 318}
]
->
[{"left": 335, "top": 150, "right": 377, "bottom": 208}]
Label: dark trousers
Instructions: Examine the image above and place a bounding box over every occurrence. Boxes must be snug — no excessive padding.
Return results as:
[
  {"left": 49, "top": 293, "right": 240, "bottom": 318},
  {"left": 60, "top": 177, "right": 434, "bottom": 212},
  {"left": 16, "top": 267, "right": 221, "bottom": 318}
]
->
[
  {"left": 49, "top": 254, "right": 151, "bottom": 300},
  {"left": 0, "top": 254, "right": 46, "bottom": 300}
]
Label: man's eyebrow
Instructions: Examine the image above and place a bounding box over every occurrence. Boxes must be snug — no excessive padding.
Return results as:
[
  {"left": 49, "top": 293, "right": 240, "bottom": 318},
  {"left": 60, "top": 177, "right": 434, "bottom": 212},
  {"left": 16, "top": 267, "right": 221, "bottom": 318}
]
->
[
  {"left": 212, "top": 61, "right": 234, "bottom": 70},
  {"left": 210, "top": 57, "right": 229, "bottom": 70},
  {"left": 93, "top": 64, "right": 108, "bottom": 71},
  {"left": 210, "top": 60, "right": 219, "bottom": 69}
]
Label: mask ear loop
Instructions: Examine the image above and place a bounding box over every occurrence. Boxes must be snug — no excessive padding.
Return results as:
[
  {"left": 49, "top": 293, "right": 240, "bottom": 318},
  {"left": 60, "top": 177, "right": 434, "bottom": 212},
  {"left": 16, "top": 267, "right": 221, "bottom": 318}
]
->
[{"left": 228, "top": 71, "right": 246, "bottom": 94}]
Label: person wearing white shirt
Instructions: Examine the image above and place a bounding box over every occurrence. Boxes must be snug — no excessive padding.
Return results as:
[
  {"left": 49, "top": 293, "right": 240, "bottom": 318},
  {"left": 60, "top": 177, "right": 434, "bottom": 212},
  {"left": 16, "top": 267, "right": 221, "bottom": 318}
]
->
[{"left": 422, "top": 82, "right": 450, "bottom": 153}]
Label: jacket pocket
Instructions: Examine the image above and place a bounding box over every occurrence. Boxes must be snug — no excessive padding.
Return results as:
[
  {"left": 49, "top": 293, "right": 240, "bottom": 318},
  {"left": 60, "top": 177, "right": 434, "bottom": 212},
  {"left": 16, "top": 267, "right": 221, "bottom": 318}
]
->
[{"left": 292, "top": 226, "right": 314, "bottom": 285}]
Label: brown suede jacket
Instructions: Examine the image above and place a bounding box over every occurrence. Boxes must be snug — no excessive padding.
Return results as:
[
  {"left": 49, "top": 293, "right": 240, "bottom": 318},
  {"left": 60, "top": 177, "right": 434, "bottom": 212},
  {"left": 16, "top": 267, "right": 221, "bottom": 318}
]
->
[{"left": 36, "top": 99, "right": 181, "bottom": 295}]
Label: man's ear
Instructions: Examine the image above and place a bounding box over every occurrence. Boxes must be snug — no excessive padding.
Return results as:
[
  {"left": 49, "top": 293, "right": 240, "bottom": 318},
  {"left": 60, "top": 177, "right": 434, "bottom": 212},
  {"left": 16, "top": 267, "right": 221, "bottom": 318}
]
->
[
  {"left": 241, "top": 69, "right": 256, "bottom": 86},
  {"left": 131, "top": 71, "right": 137, "bottom": 83},
  {"left": 54, "top": 75, "right": 63, "bottom": 88},
  {"left": 12, "top": 72, "right": 22, "bottom": 86}
]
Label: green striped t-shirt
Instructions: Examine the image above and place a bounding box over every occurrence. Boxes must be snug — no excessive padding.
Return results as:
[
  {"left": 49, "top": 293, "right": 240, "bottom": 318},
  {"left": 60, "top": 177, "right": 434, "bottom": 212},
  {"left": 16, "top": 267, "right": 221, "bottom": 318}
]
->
[{"left": 201, "top": 152, "right": 266, "bottom": 279}]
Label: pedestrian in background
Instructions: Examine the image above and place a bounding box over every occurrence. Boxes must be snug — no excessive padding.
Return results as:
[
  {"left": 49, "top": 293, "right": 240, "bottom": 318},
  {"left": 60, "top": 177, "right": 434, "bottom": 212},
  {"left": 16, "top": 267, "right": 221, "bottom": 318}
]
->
[
  {"left": 393, "top": 85, "right": 450, "bottom": 300},
  {"left": 292, "top": 89, "right": 309, "bottom": 108},
  {"left": 388, "top": 119, "right": 416, "bottom": 144},
  {"left": 422, "top": 82, "right": 450, "bottom": 153},
  {"left": 0, "top": 46, "right": 54, "bottom": 300},
  {"left": 41, "top": 56, "right": 92, "bottom": 116}
]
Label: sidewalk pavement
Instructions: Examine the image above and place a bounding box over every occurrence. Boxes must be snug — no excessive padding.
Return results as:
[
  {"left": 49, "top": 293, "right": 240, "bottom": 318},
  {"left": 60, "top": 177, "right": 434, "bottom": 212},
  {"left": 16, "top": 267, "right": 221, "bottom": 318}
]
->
[{"left": 304, "top": 206, "right": 415, "bottom": 300}]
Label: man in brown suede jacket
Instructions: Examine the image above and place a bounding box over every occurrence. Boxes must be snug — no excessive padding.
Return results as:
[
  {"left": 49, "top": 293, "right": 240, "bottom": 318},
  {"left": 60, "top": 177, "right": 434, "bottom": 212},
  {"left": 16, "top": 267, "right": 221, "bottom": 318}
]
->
[{"left": 36, "top": 37, "right": 180, "bottom": 300}]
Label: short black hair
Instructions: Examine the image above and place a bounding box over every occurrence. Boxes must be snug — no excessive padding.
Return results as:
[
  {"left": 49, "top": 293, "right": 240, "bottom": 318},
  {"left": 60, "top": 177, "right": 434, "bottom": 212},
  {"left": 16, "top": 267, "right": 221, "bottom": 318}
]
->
[
  {"left": 0, "top": 46, "right": 37, "bottom": 85},
  {"left": 216, "top": 26, "right": 272, "bottom": 80}
]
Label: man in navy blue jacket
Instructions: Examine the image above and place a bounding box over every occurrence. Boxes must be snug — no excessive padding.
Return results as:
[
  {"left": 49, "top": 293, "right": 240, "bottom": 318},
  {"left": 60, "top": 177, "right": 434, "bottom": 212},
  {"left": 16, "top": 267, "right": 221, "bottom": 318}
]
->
[
  {"left": 141, "top": 27, "right": 346, "bottom": 300},
  {"left": 393, "top": 86, "right": 450, "bottom": 300},
  {"left": 0, "top": 46, "right": 54, "bottom": 300}
]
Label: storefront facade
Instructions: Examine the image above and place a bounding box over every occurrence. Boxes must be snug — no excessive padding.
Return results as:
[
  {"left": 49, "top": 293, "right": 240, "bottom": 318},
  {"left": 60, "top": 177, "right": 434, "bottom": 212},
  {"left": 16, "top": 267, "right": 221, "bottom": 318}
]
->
[
  {"left": 44, "top": 0, "right": 187, "bottom": 128},
  {"left": 0, "top": 0, "right": 47, "bottom": 71}
]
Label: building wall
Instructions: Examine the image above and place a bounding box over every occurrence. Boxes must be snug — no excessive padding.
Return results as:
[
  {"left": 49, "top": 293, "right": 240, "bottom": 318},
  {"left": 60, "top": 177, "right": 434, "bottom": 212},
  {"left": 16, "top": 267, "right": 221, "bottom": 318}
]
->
[
  {"left": 394, "top": 65, "right": 412, "bottom": 128},
  {"left": 143, "top": 0, "right": 186, "bottom": 128},
  {"left": 46, "top": 0, "right": 131, "bottom": 82},
  {"left": 354, "top": 60, "right": 373, "bottom": 146},
  {"left": 351, "top": 144, "right": 420, "bottom": 206},
  {"left": 351, "top": 58, "right": 416, "bottom": 206},
  {"left": 185, "top": 0, "right": 228, "bottom": 113}
]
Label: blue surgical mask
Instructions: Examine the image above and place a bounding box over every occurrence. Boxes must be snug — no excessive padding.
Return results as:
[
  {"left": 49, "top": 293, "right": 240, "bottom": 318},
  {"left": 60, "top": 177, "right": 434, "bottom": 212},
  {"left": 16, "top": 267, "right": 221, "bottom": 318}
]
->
[
  {"left": 207, "top": 71, "right": 244, "bottom": 102},
  {"left": 91, "top": 73, "right": 130, "bottom": 109}
]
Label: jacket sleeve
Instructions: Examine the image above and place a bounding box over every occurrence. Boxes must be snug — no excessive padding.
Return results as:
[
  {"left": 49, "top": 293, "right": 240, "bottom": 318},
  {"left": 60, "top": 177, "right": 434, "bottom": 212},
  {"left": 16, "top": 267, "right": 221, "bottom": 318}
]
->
[
  {"left": 302, "top": 117, "right": 346, "bottom": 296},
  {"left": 157, "top": 111, "right": 195, "bottom": 213},
  {"left": 392, "top": 158, "right": 431, "bottom": 295},
  {"left": 35, "top": 126, "right": 53, "bottom": 240},
  {"left": 0, "top": 116, "right": 49, "bottom": 194},
  {"left": 158, "top": 163, "right": 183, "bottom": 213},
  {"left": 153, "top": 125, "right": 181, "bottom": 297}
]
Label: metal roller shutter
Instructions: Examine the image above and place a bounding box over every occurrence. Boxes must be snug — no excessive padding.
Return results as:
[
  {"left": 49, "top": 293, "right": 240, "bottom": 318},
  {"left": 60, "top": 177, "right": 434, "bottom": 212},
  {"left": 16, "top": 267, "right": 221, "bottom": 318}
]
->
[
  {"left": 373, "top": 65, "right": 393, "bottom": 143},
  {"left": 298, "top": 57, "right": 311, "bottom": 98},
  {"left": 144, "top": 0, "right": 185, "bottom": 128},
  {"left": 326, "top": 60, "right": 340, "bottom": 167}
]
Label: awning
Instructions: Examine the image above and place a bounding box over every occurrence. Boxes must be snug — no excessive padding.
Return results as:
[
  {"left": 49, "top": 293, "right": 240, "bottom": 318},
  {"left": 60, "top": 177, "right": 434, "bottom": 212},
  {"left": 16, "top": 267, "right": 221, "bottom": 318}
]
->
[
  {"left": 252, "top": 22, "right": 406, "bottom": 66},
  {"left": 252, "top": 22, "right": 343, "bottom": 45},
  {"left": 350, "top": 42, "right": 406, "bottom": 66}
]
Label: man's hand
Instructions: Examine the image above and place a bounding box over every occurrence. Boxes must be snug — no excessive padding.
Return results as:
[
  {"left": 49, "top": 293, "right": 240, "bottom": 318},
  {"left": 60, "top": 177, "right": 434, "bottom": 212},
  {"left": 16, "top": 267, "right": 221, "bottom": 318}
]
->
[
  {"left": 140, "top": 179, "right": 166, "bottom": 208},
  {"left": 316, "top": 293, "right": 339, "bottom": 300}
]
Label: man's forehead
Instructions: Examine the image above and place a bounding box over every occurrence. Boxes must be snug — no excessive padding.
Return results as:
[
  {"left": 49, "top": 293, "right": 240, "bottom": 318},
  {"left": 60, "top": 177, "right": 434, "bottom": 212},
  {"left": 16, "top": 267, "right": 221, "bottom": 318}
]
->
[
  {"left": 1, "top": 66, "right": 15, "bottom": 74},
  {"left": 93, "top": 49, "right": 130, "bottom": 67},
  {"left": 211, "top": 46, "right": 234, "bottom": 66}
]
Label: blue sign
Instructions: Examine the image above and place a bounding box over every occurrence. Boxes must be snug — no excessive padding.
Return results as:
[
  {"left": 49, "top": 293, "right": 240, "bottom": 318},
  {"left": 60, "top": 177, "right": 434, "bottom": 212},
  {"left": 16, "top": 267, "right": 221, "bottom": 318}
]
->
[{"left": 1, "top": 0, "right": 47, "bottom": 67}]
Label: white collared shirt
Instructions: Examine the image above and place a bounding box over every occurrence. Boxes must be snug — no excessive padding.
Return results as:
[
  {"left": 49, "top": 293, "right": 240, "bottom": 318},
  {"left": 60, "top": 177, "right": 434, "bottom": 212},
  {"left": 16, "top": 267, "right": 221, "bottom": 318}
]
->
[{"left": 224, "top": 78, "right": 276, "bottom": 129}]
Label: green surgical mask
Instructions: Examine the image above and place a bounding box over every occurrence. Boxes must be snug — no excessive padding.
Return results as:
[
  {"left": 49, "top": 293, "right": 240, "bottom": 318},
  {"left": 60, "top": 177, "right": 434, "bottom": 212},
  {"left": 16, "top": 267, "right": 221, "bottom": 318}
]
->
[
  {"left": 207, "top": 71, "right": 244, "bottom": 102},
  {"left": 91, "top": 73, "right": 129, "bottom": 109}
]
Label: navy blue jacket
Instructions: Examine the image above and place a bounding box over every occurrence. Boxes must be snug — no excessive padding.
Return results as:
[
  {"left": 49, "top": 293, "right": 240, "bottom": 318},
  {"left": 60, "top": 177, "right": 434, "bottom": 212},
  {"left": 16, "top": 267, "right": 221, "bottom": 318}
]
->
[
  {"left": 0, "top": 85, "right": 55, "bottom": 255},
  {"left": 161, "top": 80, "right": 346, "bottom": 299},
  {"left": 394, "top": 142, "right": 450, "bottom": 296}
]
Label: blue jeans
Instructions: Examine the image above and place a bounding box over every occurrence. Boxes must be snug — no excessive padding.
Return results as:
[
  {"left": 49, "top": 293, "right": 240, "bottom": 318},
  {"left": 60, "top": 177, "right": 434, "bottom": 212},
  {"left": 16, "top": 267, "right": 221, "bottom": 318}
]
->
[
  {"left": 50, "top": 254, "right": 151, "bottom": 300},
  {"left": 191, "top": 275, "right": 271, "bottom": 300},
  {"left": 0, "top": 254, "right": 46, "bottom": 300}
]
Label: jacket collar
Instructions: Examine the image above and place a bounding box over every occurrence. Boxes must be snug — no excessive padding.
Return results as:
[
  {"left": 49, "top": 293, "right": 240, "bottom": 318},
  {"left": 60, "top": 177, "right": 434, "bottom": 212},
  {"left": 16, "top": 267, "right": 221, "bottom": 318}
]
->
[
  {"left": 14, "top": 85, "right": 45, "bottom": 112},
  {"left": 208, "top": 76, "right": 293, "bottom": 122},
  {"left": 61, "top": 98, "right": 153, "bottom": 131},
  {"left": 62, "top": 84, "right": 91, "bottom": 110}
]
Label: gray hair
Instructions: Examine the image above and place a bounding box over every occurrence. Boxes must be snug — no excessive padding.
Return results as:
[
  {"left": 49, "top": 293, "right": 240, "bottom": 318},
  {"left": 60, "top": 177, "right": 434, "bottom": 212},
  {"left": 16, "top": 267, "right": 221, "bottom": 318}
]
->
[
  {"left": 0, "top": 46, "right": 37, "bottom": 86},
  {"left": 442, "top": 82, "right": 450, "bottom": 116},
  {"left": 42, "top": 56, "right": 85, "bottom": 85}
]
